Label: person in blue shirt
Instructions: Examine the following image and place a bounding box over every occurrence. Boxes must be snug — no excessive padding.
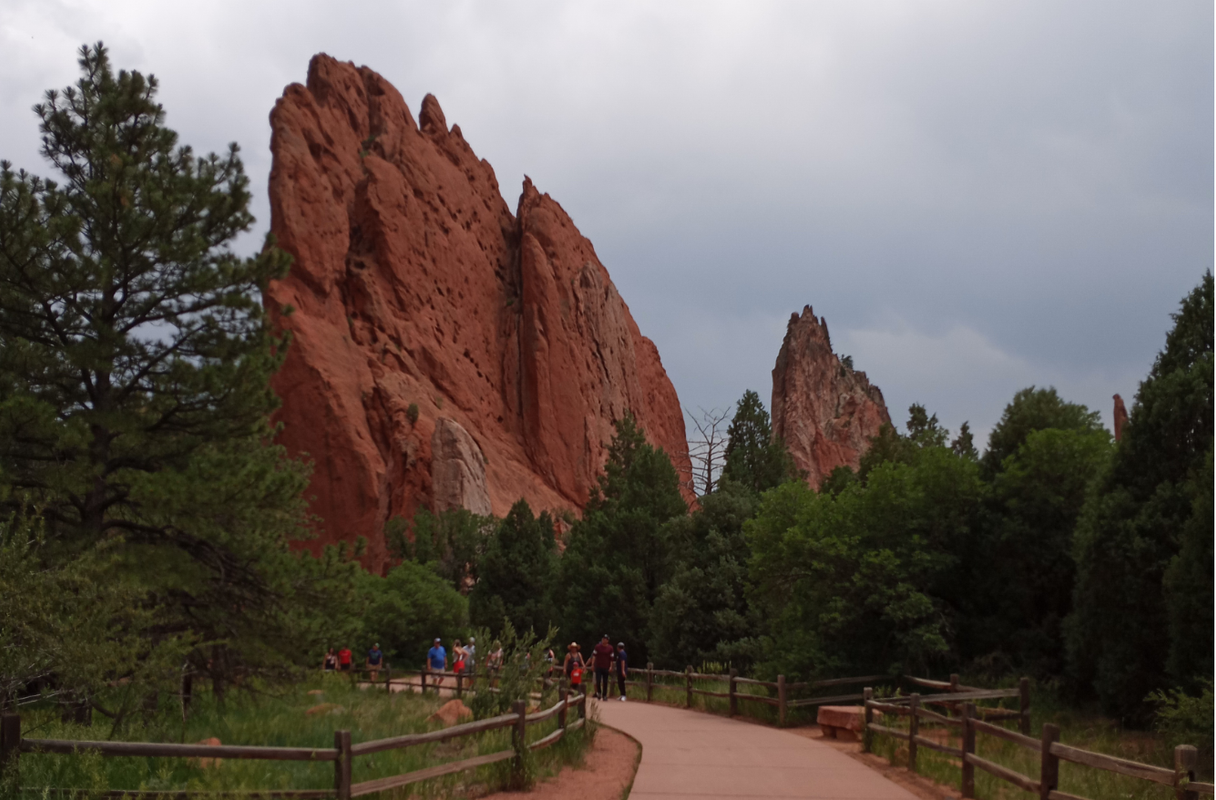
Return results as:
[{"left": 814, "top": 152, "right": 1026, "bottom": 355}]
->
[
  {"left": 427, "top": 637, "right": 447, "bottom": 687},
  {"left": 366, "top": 643, "right": 383, "bottom": 681}
]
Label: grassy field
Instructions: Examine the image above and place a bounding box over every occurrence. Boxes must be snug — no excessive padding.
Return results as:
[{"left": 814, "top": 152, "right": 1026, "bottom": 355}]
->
[
  {"left": 867, "top": 682, "right": 1213, "bottom": 800},
  {"left": 12, "top": 673, "right": 594, "bottom": 798}
]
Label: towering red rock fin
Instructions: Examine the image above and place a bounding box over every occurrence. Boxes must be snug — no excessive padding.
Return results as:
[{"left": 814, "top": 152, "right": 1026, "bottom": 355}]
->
[
  {"left": 771, "top": 306, "right": 891, "bottom": 489},
  {"left": 263, "top": 54, "right": 691, "bottom": 568}
]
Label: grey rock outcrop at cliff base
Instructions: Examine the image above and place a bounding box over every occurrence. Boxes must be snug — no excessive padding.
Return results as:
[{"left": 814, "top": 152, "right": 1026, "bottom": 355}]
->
[{"left": 431, "top": 418, "right": 492, "bottom": 516}]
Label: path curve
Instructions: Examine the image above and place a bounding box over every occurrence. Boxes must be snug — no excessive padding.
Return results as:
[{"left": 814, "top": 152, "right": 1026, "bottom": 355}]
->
[{"left": 596, "top": 699, "right": 919, "bottom": 800}]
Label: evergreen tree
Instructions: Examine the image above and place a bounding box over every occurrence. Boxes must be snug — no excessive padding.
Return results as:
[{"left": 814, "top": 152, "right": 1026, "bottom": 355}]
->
[
  {"left": 906, "top": 403, "right": 950, "bottom": 448},
  {"left": 0, "top": 44, "right": 312, "bottom": 695},
  {"left": 556, "top": 413, "right": 686, "bottom": 664},
  {"left": 1067, "top": 273, "right": 1212, "bottom": 720},
  {"left": 951, "top": 421, "right": 979, "bottom": 461},
  {"left": 721, "top": 390, "right": 797, "bottom": 493},
  {"left": 469, "top": 500, "right": 558, "bottom": 638}
]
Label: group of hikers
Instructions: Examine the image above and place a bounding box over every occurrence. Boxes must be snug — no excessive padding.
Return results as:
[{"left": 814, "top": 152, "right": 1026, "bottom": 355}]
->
[
  {"left": 562, "top": 635, "right": 629, "bottom": 701},
  {"left": 320, "top": 634, "right": 630, "bottom": 701},
  {"left": 322, "top": 643, "right": 386, "bottom": 678}
]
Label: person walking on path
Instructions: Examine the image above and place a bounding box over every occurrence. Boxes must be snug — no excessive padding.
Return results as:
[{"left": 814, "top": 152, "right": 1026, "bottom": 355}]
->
[
  {"left": 465, "top": 637, "right": 477, "bottom": 687},
  {"left": 427, "top": 637, "right": 447, "bottom": 687},
  {"left": 486, "top": 640, "right": 504, "bottom": 687},
  {"left": 591, "top": 634, "right": 615, "bottom": 700},
  {"left": 323, "top": 648, "right": 338, "bottom": 671},
  {"left": 337, "top": 646, "right": 353, "bottom": 672},
  {"left": 614, "top": 642, "right": 628, "bottom": 700},
  {"left": 452, "top": 639, "right": 467, "bottom": 676},
  {"left": 562, "top": 642, "right": 586, "bottom": 695},
  {"left": 366, "top": 643, "right": 384, "bottom": 681}
]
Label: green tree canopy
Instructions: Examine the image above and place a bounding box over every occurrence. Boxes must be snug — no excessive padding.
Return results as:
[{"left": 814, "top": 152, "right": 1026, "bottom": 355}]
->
[
  {"left": 721, "top": 390, "right": 798, "bottom": 493},
  {"left": 963, "top": 425, "right": 1112, "bottom": 676},
  {"left": 981, "top": 387, "right": 1104, "bottom": 478},
  {"left": 556, "top": 413, "right": 686, "bottom": 663},
  {"left": 1067, "top": 273, "right": 1212, "bottom": 721},
  {"left": 356, "top": 560, "right": 469, "bottom": 669},
  {"left": 386, "top": 507, "right": 493, "bottom": 594},
  {"left": 469, "top": 499, "right": 558, "bottom": 639},
  {"left": 648, "top": 481, "right": 757, "bottom": 670},
  {"left": 747, "top": 439, "right": 983, "bottom": 680}
]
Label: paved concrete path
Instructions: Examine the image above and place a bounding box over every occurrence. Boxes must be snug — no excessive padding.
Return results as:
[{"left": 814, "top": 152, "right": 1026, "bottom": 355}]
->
[{"left": 595, "top": 700, "right": 919, "bottom": 800}]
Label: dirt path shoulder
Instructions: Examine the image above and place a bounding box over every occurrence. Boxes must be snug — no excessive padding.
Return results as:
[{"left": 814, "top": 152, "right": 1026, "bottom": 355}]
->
[{"left": 483, "top": 726, "right": 640, "bottom": 800}]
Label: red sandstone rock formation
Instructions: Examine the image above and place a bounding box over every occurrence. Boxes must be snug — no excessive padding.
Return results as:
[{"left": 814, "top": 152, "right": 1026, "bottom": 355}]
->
[
  {"left": 1112, "top": 394, "right": 1128, "bottom": 442},
  {"left": 265, "top": 54, "right": 689, "bottom": 567},
  {"left": 771, "top": 306, "right": 892, "bottom": 489}
]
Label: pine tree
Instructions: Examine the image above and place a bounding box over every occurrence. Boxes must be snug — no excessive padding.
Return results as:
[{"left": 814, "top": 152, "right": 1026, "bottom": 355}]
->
[
  {"left": 0, "top": 44, "right": 312, "bottom": 695},
  {"left": 556, "top": 413, "right": 686, "bottom": 664},
  {"left": 470, "top": 500, "right": 558, "bottom": 638},
  {"left": 721, "top": 390, "right": 797, "bottom": 493}
]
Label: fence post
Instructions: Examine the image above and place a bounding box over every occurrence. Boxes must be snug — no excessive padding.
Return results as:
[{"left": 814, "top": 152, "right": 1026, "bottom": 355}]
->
[
  {"left": 862, "top": 688, "right": 873, "bottom": 753},
  {"left": 729, "top": 668, "right": 738, "bottom": 717},
  {"left": 510, "top": 699, "right": 527, "bottom": 785},
  {"left": 646, "top": 663, "right": 654, "bottom": 703},
  {"left": 334, "top": 729, "right": 352, "bottom": 800},
  {"left": 686, "top": 666, "right": 693, "bottom": 708},
  {"left": 961, "top": 703, "right": 976, "bottom": 799},
  {"left": 950, "top": 673, "right": 960, "bottom": 693},
  {"left": 420, "top": 668, "right": 427, "bottom": 695},
  {"left": 456, "top": 671, "right": 463, "bottom": 699},
  {"left": 385, "top": 666, "right": 392, "bottom": 693},
  {"left": 1040, "top": 723, "right": 1060, "bottom": 800},
  {"left": 558, "top": 681, "right": 568, "bottom": 730},
  {"left": 578, "top": 689, "right": 586, "bottom": 720},
  {"left": 777, "top": 675, "right": 787, "bottom": 727},
  {"left": 1, "top": 713, "right": 19, "bottom": 785},
  {"left": 1175, "top": 745, "right": 1198, "bottom": 800},
  {"left": 908, "top": 693, "right": 920, "bottom": 773},
  {"left": 1019, "top": 677, "right": 1031, "bottom": 735}
]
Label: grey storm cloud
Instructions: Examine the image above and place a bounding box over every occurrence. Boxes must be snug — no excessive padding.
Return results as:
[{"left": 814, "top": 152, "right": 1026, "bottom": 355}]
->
[{"left": 2, "top": 0, "right": 1210, "bottom": 447}]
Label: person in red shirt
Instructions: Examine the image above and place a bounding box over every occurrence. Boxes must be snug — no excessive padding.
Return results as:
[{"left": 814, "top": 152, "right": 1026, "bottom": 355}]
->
[
  {"left": 591, "top": 635, "right": 615, "bottom": 700},
  {"left": 337, "top": 646, "right": 353, "bottom": 672}
]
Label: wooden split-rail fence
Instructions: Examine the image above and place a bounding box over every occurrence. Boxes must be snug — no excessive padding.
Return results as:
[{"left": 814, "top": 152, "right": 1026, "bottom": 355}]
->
[
  {"left": 0, "top": 686, "right": 586, "bottom": 799},
  {"left": 862, "top": 679, "right": 1214, "bottom": 800},
  {"left": 626, "top": 667, "right": 1025, "bottom": 730}
]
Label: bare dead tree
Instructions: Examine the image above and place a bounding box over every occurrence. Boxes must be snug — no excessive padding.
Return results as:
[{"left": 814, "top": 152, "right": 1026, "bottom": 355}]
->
[{"left": 685, "top": 406, "right": 732, "bottom": 497}]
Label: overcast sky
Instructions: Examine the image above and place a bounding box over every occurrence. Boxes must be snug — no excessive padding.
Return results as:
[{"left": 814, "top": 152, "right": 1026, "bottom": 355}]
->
[{"left": 3, "top": 1, "right": 1211, "bottom": 448}]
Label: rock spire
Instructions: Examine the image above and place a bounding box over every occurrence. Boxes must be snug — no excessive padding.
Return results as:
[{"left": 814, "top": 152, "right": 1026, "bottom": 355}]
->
[{"left": 770, "top": 306, "right": 892, "bottom": 488}]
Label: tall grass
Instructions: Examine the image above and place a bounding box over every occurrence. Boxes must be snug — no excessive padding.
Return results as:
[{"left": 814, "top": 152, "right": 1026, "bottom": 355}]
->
[{"left": 13, "top": 672, "right": 593, "bottom": 798}]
